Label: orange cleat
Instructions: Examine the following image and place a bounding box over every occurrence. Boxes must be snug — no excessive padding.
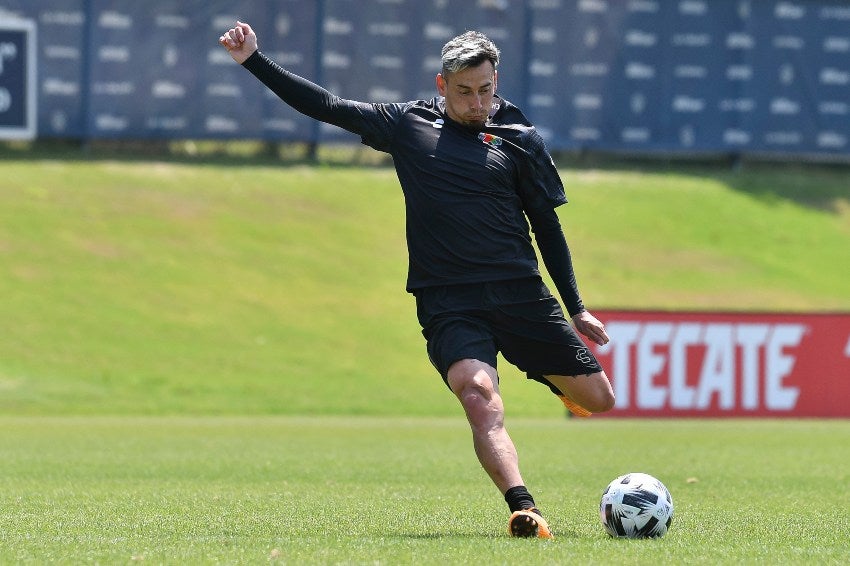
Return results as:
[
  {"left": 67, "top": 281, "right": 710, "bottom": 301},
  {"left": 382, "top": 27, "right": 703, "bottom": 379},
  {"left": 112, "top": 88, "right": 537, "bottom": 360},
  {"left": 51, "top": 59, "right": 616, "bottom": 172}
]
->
[
  {"left": 508, "top": 508, "right": 554, "bottom": 539},
  {"left": 558, "top": 395, "right": 592, "bottom": 418}
]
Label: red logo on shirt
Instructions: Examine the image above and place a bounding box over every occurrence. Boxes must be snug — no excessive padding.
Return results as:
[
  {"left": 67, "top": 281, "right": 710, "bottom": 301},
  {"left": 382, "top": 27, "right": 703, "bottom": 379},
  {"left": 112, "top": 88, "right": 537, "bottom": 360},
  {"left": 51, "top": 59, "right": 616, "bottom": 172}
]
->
[{"left": 478, "top": 132, "right": 503, "bottom": 147}]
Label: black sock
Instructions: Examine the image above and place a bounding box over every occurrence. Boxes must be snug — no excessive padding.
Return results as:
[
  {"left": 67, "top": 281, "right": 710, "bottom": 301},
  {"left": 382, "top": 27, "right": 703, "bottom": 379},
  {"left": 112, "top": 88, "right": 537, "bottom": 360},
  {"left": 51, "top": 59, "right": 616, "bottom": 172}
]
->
[{"left": 504, "top": 485, "right": 537, "bottom": 513}]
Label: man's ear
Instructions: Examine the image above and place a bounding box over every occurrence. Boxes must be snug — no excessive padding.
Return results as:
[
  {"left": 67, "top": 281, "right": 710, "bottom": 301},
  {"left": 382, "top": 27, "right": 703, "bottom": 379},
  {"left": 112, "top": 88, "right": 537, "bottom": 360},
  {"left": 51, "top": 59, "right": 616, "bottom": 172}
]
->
[{"left": 436, "top": 73, "right": 447, "bottom": 96}]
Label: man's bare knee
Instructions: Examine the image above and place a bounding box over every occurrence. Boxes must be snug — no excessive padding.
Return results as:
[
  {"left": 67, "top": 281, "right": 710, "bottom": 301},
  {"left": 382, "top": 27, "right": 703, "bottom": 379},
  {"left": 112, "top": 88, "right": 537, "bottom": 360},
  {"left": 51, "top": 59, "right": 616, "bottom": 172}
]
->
[
  {"left": 448, "top": 360, "right": 504, "bottom": 430},
  {"left": 457, "top": 378, "right": 492, "bottom": 408},
  {"left": 545, "top": 371, "right": 616, "bottom": 413},
  {"left": 448, "top": 360, "right": 498, "bottom": 397},
  {"left": 585, "top": 389, "right": 616, "bottom": 413}
]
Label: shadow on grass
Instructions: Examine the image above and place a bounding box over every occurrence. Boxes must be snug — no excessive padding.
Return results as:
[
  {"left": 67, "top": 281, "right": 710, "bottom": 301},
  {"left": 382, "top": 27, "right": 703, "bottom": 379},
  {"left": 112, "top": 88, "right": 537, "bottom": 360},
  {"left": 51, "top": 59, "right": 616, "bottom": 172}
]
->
[
  {"left": 0, "top": 139, "right": 392, "bottom": 169},
  {"left": 558, "top": 151, "right": 850, "bottom": 215},
  {"left": 696, "top": 163, "right": 849, "bottom": 215}
]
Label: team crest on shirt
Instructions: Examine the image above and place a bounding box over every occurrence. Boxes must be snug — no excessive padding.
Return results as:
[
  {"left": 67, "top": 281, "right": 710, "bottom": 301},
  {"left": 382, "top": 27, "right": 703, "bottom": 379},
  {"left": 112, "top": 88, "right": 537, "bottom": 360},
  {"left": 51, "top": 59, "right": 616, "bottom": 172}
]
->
[{"left": 478, "top": 132, "right": 503, "bottom": 147}]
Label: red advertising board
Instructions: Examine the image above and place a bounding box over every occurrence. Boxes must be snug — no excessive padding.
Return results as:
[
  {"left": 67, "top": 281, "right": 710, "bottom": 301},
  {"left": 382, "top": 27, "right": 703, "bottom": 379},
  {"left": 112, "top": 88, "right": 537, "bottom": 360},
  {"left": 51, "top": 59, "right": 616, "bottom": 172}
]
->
[{"left": 589, "top": 311, "right": 850, "bottom": 418}]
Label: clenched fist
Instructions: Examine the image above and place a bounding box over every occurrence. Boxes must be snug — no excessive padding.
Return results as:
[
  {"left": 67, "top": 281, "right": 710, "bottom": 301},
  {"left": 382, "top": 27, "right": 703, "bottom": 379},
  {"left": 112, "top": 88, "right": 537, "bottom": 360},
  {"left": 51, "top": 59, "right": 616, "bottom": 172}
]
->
[{"left": 219, "top": 21, "right": 258, "bottom": 64}]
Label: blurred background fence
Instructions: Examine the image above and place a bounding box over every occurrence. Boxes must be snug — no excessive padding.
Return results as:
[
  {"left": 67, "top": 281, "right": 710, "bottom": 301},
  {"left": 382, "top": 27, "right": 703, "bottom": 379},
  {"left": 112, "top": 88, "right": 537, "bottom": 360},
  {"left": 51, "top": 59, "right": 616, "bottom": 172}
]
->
[{"left": 0, "top": 0, "right": 848, "bottom": 160}]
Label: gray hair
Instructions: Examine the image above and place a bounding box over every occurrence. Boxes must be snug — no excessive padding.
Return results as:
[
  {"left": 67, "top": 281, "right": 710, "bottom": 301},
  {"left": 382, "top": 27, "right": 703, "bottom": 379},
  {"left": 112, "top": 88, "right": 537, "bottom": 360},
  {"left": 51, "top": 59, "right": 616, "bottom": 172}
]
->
[{"left": 440, "top": 31, "right": 500, "bottom": 76}]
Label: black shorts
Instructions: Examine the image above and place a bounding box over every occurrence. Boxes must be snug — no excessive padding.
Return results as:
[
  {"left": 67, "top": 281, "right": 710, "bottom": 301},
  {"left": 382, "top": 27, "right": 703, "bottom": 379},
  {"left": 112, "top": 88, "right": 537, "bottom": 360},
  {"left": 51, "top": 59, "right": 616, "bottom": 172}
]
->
[{"left": 414, "top": 277, "right": 603, "bottom": 392}]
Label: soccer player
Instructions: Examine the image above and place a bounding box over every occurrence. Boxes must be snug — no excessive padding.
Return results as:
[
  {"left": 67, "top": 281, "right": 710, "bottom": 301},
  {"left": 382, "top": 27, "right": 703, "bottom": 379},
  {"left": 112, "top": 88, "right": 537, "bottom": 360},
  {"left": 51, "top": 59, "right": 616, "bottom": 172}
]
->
[{"left": 219, "top": 22, "right": 615, "bottom": 539}]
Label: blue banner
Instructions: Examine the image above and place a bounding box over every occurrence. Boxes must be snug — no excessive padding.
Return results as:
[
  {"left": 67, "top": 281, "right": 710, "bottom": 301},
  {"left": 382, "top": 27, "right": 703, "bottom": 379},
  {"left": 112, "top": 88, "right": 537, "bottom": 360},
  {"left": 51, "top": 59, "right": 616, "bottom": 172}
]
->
[
  {"left": 1, "top": 1, "right": 80, "bottom": 138},
  {"left": 0, "top": 19, "right": 36, "bottom": 139},
  {"left": 0, "top": 0, "right": 847, "bottom": 158}
]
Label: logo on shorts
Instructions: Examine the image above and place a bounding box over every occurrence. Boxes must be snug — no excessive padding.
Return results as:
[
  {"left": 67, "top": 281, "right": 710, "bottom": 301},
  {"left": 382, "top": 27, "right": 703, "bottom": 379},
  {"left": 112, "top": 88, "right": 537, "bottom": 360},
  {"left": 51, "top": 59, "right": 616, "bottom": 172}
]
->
[{"left": 575, "top": 348, "right": 592, "bottom": 364}]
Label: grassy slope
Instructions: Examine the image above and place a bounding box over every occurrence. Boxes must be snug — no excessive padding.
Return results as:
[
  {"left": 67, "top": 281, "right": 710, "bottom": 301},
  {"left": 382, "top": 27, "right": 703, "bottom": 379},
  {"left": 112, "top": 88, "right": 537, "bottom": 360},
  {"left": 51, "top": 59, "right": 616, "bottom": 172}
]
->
[
  {"left": 560, "top": 165, "right": 850, "bottom": 311},
  {"left": 0, "top": 158, "right": 848, "bottom": 416}
]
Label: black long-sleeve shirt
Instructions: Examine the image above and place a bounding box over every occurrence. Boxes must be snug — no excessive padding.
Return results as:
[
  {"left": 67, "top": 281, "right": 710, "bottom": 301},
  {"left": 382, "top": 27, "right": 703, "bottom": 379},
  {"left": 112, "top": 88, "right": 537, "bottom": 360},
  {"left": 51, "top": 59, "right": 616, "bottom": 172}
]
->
[{"left": 242, "top": 51, "right": 585, "bottom": 316}]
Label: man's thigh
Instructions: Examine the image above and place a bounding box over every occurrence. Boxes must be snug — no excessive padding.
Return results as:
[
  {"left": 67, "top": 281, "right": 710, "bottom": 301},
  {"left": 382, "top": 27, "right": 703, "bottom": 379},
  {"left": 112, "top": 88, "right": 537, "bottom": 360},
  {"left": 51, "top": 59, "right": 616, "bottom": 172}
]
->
[
  {"left": 487, "top": 278, "right": 602, "bottom": 379},
  {"left": 424, "top": 315, "right": 498, "bottom": 387}
]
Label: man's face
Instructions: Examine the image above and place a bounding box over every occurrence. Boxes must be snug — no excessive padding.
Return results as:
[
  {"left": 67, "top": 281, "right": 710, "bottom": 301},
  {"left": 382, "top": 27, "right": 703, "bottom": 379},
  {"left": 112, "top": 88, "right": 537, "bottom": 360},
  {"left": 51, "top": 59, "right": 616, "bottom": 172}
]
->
[{"left": 436, "top": 61, "right": 497, "bottom": 129}]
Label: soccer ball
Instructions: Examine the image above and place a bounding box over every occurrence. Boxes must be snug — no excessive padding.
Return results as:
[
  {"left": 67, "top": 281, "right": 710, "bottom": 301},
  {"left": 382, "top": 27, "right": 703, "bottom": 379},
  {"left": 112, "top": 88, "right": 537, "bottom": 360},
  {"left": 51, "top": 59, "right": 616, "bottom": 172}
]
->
[{"left": 599, "top": 472, "right": 674, "bottom": 538}]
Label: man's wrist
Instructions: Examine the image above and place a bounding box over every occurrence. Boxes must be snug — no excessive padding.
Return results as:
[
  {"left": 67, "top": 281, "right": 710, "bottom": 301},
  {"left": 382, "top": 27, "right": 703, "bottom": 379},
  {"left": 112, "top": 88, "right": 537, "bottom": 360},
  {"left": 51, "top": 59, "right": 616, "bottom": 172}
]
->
[{"left": 238, "top": 49, "right": 260, "bottom": 66}]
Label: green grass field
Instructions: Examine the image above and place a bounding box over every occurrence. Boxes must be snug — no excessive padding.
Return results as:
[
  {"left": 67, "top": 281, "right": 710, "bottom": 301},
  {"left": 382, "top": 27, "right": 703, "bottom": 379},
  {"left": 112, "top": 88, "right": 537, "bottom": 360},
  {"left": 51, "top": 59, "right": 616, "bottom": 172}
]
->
[
  {"left": 2, "top": 417, "right": 848, "bottom": 564},
  {"left": 1, "top": 151, "right": 849, "bottom": 563}
]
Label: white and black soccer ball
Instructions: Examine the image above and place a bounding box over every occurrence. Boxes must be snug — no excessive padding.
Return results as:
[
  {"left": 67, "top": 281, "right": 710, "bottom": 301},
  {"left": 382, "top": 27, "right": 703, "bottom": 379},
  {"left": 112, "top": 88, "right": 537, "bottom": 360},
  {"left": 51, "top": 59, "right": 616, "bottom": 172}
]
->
[{"left": 600, "top": 472, "right": 674, "bottom": 538}]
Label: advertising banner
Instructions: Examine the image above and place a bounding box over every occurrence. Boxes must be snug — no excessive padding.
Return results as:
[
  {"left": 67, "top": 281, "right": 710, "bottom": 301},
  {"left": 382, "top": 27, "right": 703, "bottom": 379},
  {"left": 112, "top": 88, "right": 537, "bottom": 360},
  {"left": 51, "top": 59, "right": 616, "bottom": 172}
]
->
[
  {"left": 524, "top": 0, "right": 850, "bottom": 156},
  {"left": 590, "top": 311, "right": 850, "bottom": 418},
  {"left": 0, "top": 17, "right": 35, "bottom": 139},
  {"left": 0, "top": 0, "right": 847, "bottom": 158},
  {"left": 0, "top": 1, "right": 84, "bottom": 138}
]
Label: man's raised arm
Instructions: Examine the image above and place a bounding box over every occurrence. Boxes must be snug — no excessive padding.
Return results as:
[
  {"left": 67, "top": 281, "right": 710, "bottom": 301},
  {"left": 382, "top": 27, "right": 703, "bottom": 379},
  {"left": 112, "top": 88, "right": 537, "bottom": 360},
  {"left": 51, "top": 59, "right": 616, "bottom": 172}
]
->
[{"left": 216, "top": 20, "right": 398, "bottom": 147}]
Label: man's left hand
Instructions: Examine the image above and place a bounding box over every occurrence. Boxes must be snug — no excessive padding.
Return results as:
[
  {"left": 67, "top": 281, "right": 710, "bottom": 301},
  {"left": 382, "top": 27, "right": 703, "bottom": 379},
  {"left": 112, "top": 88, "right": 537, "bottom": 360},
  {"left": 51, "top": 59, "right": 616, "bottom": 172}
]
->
[{"left": 572, "top": 310, "right": 610, "bottom": 346}]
